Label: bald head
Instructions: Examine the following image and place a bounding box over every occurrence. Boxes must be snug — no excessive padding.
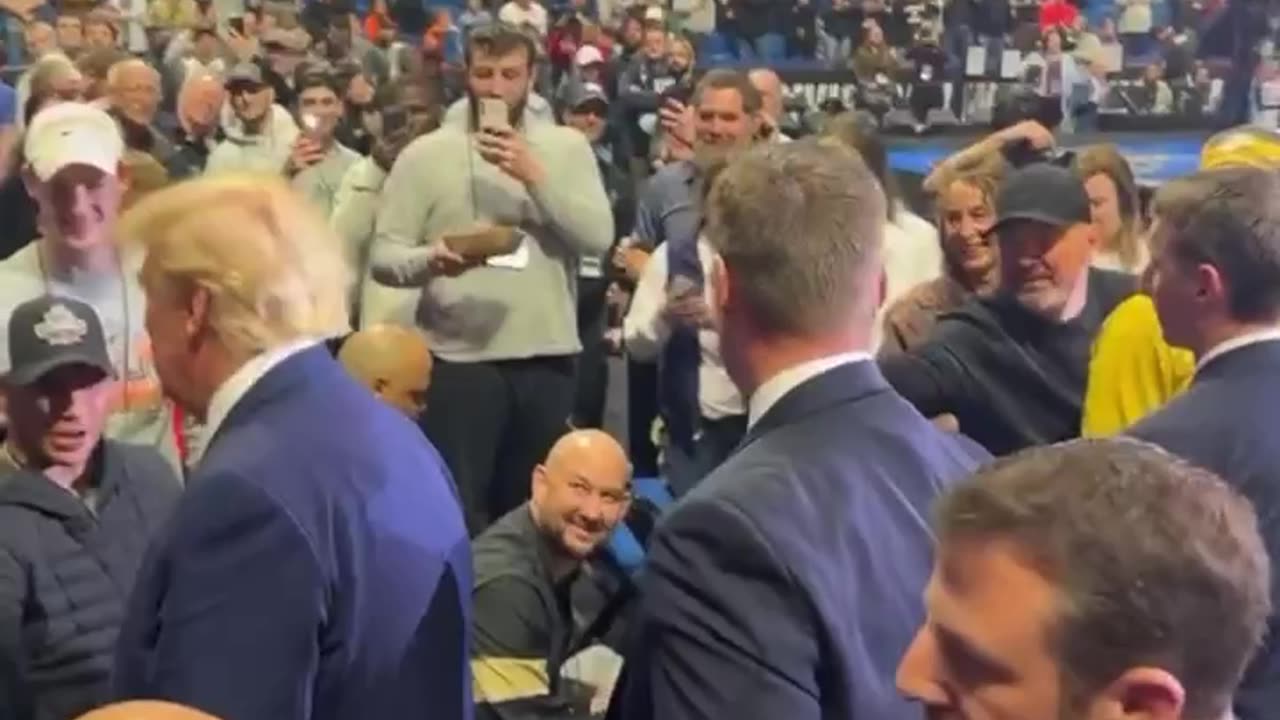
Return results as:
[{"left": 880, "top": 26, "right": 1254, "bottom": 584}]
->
[
  {"left": 531, "top": 429, "right": 631, "bottom": 561},
  {"left": 748, "top": 68, "right": 783, "bottom": 124},
  {"left": 107, "top": 58, "right": 161, "bottom": 125},
  {"left": 178, "top": 72, "right": 226, "bottom": 137},
  {"left": 544, "top": 429, "right": 630, "bottom": 478},
  {"left": 24, "top": 22, "right": 57, "bottom": 59},
  {"left": 338, "top": 324, "right": 433, "bottom": 419},
  {"left": 76, "top": 701, "right": 222, "bottom": 720}
]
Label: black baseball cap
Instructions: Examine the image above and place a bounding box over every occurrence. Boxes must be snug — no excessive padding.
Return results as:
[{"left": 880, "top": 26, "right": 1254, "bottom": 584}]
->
[
  {"left": 567, "top": 82, "right": 609, "bottom": 114},
  {"left": 6, "top": 296, "right": 114, "bottom": 387},
  {"left": 988, "top": 163, "right": 1092, "bottom": 238}
]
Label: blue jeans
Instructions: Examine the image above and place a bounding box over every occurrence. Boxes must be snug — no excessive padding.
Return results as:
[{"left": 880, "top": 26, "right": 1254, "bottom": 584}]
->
[{"left": 735, "top": 32, "right": 786, "bottom": 62}]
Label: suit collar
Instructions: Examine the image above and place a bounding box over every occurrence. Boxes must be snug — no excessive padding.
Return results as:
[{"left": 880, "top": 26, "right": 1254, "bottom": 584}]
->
[
  {"left": 1196, "top": 328, "right": 1280, "bottom": 375},
  {"left": 740, "top": 359, "right": 889, "bottom": 448},
  {"left": 1194, "top": 336, "right": 1280, "bottom": 383},
  {"left": 199, "top": 343, "right": 331, "bottom": 462}
]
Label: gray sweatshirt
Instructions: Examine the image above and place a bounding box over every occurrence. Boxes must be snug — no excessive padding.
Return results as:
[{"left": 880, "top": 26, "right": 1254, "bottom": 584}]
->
[
  {"left": 372, "top": 122, "right": 613, "bottom": 362},
  {"left": 293, "top": 142, "right": 360, "bottom": 218}
]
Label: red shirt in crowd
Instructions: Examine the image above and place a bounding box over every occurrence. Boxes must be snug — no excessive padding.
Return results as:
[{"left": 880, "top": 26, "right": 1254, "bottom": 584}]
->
[{"left": 1039, "top": 0, "right": 1079, "bottom": 32}]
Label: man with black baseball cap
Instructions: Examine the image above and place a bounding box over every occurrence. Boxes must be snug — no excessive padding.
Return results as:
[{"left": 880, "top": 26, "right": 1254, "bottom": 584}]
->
[
  {"left": 0, "top": 295, "right": 178, "bottom": 720},
  {"left": 207, "top": 60, "right": 300, "bottom": 175},
  {"left": 881, "top": 162, "right": 1137, "bottom": 455}
]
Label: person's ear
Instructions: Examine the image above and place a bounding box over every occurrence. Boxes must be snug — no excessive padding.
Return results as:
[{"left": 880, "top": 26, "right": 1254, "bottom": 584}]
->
[
  {"left": 708, "top": 252, "right": 730, "bottom": 327},
  {"left": 530, "top": 464, "right": 548, "bottom": 505},
  {"left": 186, "top": 284, "right": 213, "bottom": 347},
  {"left": 874, "top": 264, "right": 887, "bottom": 314},
  {"left": 20, "top": 167, "right": 39, "bottom": 201},
  {"left": 114, "top": 161, "right": 132, "bottom": 200},
  {"left": 371, "top": 377, "right": 388, "bottom": 396},
  {"left": 1088, "top": 667, "right": 1184, "bottom": 720},
  {"left": 1193, "top": 262, "right": 1227, "bottom": 308}
]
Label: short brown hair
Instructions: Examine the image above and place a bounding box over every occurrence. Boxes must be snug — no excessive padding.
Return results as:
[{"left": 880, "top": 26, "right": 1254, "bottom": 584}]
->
[
  {"left": 464, "top": 22, "right": 538, "bottom": 69},
  {"left": 1153, "top": 166, "right": 1280, "bottom": 322},
  {"left": 692, "top": 69, "right": 762, "bottom": 115},
  {"left": 936, "top": 438, "right": 1270, "bottom": 720},
  {"left": 704, "top": 139, "right": 885, "bottom": 336}
]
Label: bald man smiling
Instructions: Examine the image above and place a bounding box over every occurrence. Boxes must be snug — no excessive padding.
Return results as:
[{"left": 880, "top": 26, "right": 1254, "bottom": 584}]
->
[{"left": 471, "top": 429, "right": 632, "bottom": 719}]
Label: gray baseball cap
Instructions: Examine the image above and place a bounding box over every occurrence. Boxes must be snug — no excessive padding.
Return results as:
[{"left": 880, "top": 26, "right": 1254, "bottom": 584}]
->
[{"left": 6, "top": 296, "right": 114, "bottom": 387}]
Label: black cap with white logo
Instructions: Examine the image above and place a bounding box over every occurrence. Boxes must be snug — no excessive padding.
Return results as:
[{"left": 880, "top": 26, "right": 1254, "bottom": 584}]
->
[{"left": 7, "top": 296, "right": 115, "bottom": 387}]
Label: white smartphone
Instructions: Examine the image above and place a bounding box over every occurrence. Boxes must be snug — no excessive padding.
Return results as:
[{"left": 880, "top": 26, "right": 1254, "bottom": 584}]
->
[
  {"left": 299, "top": 111, "right": 321, "bottom": 138},
  {"left": 478, "top": 97, "right": 510, "bottom": 132}
]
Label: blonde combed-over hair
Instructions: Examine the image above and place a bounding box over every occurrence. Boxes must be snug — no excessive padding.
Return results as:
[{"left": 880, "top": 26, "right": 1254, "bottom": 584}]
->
[{"left": 120, "top": 174, "right": 352, "bottom": 357}]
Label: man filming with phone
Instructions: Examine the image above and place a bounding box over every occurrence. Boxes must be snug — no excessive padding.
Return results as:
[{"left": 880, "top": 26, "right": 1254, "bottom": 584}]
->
[
  {"left": 621, "top": 69, "right": 763, "bottom": 494},
  {"left": 373, "top": 22, "right": 612, "bottom": 535}
]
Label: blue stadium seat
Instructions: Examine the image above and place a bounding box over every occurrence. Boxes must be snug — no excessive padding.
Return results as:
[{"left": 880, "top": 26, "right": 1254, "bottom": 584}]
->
[{"left": 605, "top": 476, "right": 675, "bottom": 575}]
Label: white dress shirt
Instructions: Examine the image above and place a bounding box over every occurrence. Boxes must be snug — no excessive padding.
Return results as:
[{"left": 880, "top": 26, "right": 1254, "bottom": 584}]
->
[
  {"left": 1195, "top": 327, "right": 1280, "bottom": 374},
  {"left": 623, "top": 240, "right": 745, "bottom": 420},
  {"left": 747, "top": 352, "right": 872, "bottom": 429},
  {"left": 188, "top": 338, "right": 318, "bottom": 465}
]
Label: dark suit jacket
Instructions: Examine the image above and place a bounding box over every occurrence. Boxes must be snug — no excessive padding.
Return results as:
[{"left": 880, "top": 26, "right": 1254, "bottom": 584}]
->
[
  {"left": 610, "top": 360, "right": 991, "bottom": 720},
  {"left": 113, "top": 346, "right": 473, "bottom": 720},
  {"left": 1128, "top": 339, "right": 1280, "bottom": 720}
]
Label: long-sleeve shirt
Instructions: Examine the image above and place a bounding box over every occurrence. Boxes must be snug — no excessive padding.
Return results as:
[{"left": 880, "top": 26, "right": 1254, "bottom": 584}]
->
[
  {"left": 330, "top": 156, "right": 421, "bottom": 328},
  {"left": 292, "top": 141, "right": 359, "bottom": 218},
  {"left": 372, "top": 122, "right": 613, "bottom": 362},
  {"left": 624, "top": 240, "right": 745, "bottom": 421}
]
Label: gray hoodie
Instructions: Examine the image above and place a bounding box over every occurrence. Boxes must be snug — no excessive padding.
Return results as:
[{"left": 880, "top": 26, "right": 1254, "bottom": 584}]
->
[
  {"left": 205, "top": 103, "right": 299, "bottom": 176},
  {"left": 372, "top": 119, "right": 612, "bottom": 362}
]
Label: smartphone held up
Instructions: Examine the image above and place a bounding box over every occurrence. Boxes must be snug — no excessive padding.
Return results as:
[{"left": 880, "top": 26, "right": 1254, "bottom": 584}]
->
[{"left": 478, "top": 98, "right": 510, "bottom": 134}]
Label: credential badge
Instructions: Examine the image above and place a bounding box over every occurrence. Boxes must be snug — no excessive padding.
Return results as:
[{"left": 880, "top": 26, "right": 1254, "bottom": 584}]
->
[{"left": 33, "top": 304, "right": 88, "bottom": 346}]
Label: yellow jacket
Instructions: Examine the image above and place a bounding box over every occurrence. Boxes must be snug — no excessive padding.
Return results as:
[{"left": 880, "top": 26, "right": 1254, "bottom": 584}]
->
[{"left": 1082, "top": 295, "right": 1195, "bottom": 437}]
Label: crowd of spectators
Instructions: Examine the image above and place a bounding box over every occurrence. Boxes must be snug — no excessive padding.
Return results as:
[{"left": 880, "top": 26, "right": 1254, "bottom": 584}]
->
[{"left": 2, "top": 0, "right": 1280, "bottom": 719}]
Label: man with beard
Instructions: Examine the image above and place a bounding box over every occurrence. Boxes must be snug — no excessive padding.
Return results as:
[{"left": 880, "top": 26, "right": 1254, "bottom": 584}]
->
[
  {"left": 373, "top": 22, "right": 612, "bottom": 534},
  {"left": 471, "top": 428, "right": 631, "bottom": 719},
  {"left": 624, "top": 69, "right": 760, "bottom": 494}
]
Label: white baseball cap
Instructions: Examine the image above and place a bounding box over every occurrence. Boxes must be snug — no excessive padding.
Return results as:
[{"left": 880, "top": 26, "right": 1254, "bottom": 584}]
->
[
  {"left": 24, "top": 102, "right": 124, "bottom": 181},
  {"left": 575, "top": 45, "right": 605, "bottom": 67}
]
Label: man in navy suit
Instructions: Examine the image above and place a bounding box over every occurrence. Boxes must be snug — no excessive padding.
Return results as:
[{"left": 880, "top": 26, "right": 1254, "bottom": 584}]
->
[
  {"left": 1129, "top": 166, "right": 1280, "bottom": 720},
  {"left": 610, "top": 140, "right": 990, "bottom": 719},
  {"left": 110, "top": 176, "right": 473, "bottom": 720}
]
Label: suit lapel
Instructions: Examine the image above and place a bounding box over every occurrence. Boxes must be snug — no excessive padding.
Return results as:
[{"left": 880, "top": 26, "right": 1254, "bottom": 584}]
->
[{"left": 739, "top": 360, "right": 891, "bottom": 449}]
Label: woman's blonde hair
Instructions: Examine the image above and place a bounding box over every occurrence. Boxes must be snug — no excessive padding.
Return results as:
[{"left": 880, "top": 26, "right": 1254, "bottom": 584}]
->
[
  {"left": 1074, "top": 144, "right": 1143, "bottom": 269},
  {"left": 120, "top": 174, "right": 351, "bottom": 357}
]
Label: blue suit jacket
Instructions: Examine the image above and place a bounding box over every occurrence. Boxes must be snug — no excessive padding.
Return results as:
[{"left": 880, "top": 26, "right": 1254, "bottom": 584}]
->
[
  {"left": 611, "top": 360, "right": 991, "bottom": 720},
  {"left": 1129, "top": 340, "right": 1280, "bottom": 720},
  {"left": 113, "top": 346, "right": 473, "bottom": 720}
]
